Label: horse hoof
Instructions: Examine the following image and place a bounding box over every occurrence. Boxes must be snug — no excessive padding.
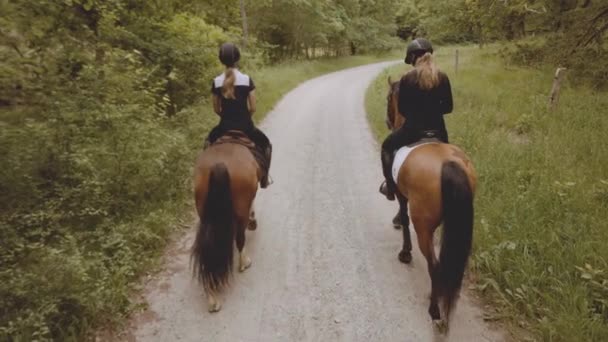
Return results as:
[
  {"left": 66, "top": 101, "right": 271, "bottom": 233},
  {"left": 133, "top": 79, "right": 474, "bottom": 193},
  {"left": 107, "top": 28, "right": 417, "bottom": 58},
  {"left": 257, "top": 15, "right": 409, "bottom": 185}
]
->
[
  {"left": 432, "top": 319, "right": 448, "bottom": 334},
  {"left": 393, "top": 223, "right": 402, "bottom": 230},
  {"left": 398, "top": 251, "right": 412, "bottom": 264},
  {"left": 248, "top": 219, "right": 257, "bottom": 231},
  {"left": 239, "top": 257, "right": 252, "bottom": 272},
  {"left": 207, "top": 296, "right": 222, "bottom": 313},
  {"left": 208, "top": 302, "right": 222, "bottom": 313}
]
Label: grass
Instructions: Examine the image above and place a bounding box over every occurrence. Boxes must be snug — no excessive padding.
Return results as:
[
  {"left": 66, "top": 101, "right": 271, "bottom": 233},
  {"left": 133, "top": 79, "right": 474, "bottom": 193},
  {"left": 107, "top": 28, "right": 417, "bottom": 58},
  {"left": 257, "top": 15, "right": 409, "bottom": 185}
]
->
[{"left": 365, "top": 45, "right": 608, "bottom": 341}]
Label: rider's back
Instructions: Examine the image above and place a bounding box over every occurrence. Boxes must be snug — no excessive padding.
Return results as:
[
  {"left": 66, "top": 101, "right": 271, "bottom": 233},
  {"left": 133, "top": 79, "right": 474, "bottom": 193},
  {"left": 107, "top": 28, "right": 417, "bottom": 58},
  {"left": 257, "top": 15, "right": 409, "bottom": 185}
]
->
[
  {"left": 398, "top": 70, "right": 452, "bottom": 133},
  {"left": 212, "top": 70, "right": 256, "bottom": 131}
]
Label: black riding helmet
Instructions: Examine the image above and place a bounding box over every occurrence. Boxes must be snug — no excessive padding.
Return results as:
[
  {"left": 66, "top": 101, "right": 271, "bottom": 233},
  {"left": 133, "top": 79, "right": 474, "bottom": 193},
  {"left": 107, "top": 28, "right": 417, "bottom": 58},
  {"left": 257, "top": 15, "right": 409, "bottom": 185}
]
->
[
  {"left": 219, "top": 42, "right": 241, "bottom": 67},
  {"left": 404, "top": 38, "right": 433, "bottom": 65}
]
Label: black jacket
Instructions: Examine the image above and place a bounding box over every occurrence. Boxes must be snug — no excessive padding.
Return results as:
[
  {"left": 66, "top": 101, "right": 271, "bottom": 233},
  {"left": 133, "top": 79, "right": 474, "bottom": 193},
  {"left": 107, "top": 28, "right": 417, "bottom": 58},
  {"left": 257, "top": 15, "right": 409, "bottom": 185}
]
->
[{"left": 397, "top": 69, "right": 453, "bottom": 135}]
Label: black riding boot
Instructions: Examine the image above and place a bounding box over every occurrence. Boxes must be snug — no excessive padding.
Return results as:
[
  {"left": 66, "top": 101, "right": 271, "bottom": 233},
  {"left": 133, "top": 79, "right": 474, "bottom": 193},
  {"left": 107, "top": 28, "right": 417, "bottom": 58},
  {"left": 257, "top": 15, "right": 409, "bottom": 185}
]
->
[
  {"left": 379, "top": 149, "right": 397, "bottom": 201},
  {"left": 260, "top": 143, "right": 272, "bottom": 188}
]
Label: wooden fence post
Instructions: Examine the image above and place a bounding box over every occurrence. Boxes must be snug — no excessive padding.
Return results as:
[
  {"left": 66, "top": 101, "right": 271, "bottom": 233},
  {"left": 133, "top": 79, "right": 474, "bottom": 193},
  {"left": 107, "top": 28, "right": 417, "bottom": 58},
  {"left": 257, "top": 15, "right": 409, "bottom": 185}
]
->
[
  {"left": 455, "top": 49, "right": 459, "bottom": 74},
  {"left": 548, "top": 67, "right": 567, "bottom": 110}
]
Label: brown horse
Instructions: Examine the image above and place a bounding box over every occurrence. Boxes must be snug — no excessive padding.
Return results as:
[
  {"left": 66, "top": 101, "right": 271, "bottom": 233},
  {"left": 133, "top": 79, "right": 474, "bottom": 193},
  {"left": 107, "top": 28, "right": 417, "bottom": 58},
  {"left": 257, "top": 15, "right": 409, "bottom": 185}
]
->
[
  {"left": 386, "top": 78, "right": 477, "bottom": 330},
  {"left": 191, "top": 132, "right": 261, "bottom": 312}
]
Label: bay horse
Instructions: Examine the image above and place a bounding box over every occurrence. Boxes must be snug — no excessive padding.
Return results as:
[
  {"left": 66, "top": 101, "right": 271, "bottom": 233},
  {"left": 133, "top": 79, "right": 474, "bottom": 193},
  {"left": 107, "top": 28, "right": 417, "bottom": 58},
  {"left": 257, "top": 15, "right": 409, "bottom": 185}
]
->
[
  {"left": 386, "top": 77, "right": 477, "bottom": 330},
  {"left": 191, "top": 132, "right": 261, "bottom": 312}
]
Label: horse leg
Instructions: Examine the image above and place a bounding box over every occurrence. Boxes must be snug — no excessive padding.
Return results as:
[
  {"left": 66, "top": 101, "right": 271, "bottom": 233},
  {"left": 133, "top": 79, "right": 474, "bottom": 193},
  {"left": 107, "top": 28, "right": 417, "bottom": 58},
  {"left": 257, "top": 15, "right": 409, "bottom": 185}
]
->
[
  {"left": 236, "top": 221, "right": 252, "bottom": 272},
  {"left": 425, "top": 240, "right": 441, "bottom": 322},
  {"left": 397, "top": 195, "right": 412, "bottom": 264},
  {"left": 392, "top": 211, "right": 402, "bottom": 229},
  {"left": 412, "top": 215, "right": 441, "bottom": 322},
  {"left": 206, "top": 287, "right": 222, "bottom": 313},
  {"left": 248, "top": 209, "right": 257, "bottom": 231}
]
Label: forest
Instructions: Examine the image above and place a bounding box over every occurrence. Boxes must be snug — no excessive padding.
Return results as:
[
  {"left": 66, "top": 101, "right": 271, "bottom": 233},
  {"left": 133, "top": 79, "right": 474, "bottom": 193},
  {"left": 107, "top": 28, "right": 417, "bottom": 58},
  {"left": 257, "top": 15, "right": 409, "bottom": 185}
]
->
[{"left": 1, "top": 0, "right": 606, "bottom": 340}]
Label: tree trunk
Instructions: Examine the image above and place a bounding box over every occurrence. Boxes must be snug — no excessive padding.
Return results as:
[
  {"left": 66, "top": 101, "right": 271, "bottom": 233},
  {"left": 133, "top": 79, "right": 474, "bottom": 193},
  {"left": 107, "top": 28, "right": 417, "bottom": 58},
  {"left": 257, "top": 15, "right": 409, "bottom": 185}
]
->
[
  {"left": 240, "top": 0, "right": 249, "bottom": 49},
  {"left": 477, "top": 23, "right": 484, "bottom": 49}
]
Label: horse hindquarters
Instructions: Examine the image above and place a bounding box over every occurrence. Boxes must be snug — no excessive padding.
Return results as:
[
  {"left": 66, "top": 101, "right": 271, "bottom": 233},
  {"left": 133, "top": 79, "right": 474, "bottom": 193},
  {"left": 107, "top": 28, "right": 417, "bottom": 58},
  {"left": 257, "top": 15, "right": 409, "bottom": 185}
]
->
[{"left": 192, "top": 163, "right": 235, "bottom": 295}]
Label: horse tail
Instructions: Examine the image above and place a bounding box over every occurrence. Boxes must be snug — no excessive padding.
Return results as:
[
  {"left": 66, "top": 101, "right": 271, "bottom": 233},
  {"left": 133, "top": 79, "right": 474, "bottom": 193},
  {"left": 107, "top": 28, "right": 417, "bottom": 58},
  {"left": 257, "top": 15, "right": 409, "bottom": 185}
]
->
[
  {"left": 438, "top": 161, "right": 474, "bottom": 318},
  {"left": 192, "top": 163, "right": 235, "bottom": 293}
]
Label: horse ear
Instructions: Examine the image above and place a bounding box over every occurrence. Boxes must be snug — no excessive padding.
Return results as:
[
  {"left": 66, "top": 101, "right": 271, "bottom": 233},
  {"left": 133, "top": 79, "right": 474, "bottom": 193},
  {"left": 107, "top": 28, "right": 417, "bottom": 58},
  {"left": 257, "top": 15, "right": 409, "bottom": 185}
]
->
[{"left": 387, "top": 76, "right": 392, "bottom": 87}]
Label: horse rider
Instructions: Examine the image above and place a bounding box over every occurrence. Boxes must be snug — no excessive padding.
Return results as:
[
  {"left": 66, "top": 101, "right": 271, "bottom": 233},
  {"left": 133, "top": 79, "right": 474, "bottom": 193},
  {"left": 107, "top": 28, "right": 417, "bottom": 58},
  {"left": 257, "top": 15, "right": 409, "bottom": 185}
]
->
[
  {"left": 204, "top": 42, "right": 272, "bottom": 188},
  {"left": 379, "top": 38, "right": 454, "bottom": 200}
]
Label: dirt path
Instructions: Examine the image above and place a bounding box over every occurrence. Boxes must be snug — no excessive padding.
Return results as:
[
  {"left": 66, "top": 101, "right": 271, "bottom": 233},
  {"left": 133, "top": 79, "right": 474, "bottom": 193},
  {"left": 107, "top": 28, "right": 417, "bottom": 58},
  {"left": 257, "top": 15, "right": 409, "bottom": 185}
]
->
[{"left": 129, "top": 62, "right": 504, "bottom": 341}]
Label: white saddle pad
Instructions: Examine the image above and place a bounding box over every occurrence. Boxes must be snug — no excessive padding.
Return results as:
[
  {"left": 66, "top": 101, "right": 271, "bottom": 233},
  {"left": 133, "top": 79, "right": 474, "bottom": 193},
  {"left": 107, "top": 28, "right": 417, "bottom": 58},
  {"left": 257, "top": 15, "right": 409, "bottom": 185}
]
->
[{"left": 392, "top": 143, "right": 438, "bottom": 183}]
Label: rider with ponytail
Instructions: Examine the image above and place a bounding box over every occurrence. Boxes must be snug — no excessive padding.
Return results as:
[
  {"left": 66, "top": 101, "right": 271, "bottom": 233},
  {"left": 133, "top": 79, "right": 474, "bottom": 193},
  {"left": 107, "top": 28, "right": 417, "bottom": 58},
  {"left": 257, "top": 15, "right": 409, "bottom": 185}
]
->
[
  {"left": 380, "top": 38, "right": 453, "bottom": 200},
  {"left": 205, "top": 43, "right": 272, "bottom": 188}
]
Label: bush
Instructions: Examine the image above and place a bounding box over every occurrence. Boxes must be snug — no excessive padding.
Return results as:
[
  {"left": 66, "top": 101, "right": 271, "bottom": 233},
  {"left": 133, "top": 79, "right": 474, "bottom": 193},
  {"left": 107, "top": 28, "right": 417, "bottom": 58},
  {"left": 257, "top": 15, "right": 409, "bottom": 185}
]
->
[
  {"left": 501, "top": 35, "right": 608, "bottom": 90},
  {"left": 0, "top": 1, "right": 234, "bottom": 339}
]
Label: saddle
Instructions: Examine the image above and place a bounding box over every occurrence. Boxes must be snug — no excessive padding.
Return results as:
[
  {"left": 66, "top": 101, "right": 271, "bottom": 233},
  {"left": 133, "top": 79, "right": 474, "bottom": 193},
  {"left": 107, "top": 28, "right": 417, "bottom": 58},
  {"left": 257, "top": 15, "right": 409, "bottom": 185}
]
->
[
  {"left": 214, "top": 130, "right": 256, "bottom": 149},
  {"left": 212, "top": 131, "right": 269, "bottom": 181},
  {"left": 404, "top": 130, "right": 443, "bottom": 148}
]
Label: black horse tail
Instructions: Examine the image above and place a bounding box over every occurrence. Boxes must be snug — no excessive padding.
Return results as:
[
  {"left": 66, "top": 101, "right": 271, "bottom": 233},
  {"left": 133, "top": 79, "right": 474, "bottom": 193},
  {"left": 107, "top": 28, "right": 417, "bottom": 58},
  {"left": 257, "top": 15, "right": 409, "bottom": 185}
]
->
[
  {"left": 192, "top": 163, "right": 235, "bottom": 293},
  {"left": 438, "top": 161, "right": 474, "bottom": 319}
]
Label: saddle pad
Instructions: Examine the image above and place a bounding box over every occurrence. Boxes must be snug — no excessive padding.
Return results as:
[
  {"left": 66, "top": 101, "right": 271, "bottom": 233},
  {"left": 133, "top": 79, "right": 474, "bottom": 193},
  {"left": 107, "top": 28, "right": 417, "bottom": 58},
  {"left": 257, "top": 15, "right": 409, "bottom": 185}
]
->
[{"left": 392, "top": 142, "right": 438, "bottom": 183}]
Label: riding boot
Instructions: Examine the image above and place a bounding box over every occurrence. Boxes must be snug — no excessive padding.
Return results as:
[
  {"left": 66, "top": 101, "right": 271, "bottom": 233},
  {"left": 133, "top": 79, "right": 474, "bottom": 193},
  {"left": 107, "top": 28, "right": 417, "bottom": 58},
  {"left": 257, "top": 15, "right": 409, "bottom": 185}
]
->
[
  {"left": 260, "top": 143, "right": 272, "bottom": 188},
  {"left": 379, "top": 149, "right": 396, "bottom": 201}
]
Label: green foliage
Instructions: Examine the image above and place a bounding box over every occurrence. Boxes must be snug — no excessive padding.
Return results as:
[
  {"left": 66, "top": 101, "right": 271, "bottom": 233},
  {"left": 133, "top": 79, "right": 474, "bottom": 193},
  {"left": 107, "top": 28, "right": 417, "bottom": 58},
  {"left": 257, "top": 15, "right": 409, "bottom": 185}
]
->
[
  {"left": 366, "top": 45, "right": 608, "bottom": 341},
  {"left": 0, "top": 1, "right": 215, "bottom": 340},
  {"left": 415, "top": 0, "right": 479, "bottom": 43},
  {"left": 393, "top": 0, "right": 608, "bottom": 88},
  {"left": 248, "top": 0, "right": 402, "bottom": 59},
  {"left": 0, "top": 0, "right": 398, "bottom": 337}
]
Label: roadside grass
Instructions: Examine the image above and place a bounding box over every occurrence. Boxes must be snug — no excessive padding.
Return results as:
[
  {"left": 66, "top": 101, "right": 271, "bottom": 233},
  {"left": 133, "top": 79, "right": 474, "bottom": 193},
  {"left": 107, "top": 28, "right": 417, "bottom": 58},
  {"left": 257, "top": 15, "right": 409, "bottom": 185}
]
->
[
  {"left": 1, "top": 52, "right": 398, "bottom": 341},
  {"left": 365, "top": 45, "right": 608, "bottom": 341}
]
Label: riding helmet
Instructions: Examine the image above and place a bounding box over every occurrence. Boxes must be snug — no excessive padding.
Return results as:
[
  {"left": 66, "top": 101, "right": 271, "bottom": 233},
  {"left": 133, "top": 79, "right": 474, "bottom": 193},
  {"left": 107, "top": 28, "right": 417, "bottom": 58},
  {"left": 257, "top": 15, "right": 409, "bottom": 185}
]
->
[
  {"left": 219, "top": 42, "right": 241, "bottom": 67},
  {"left": 404, "top": 38, "right": 433, "bottom": 65}
]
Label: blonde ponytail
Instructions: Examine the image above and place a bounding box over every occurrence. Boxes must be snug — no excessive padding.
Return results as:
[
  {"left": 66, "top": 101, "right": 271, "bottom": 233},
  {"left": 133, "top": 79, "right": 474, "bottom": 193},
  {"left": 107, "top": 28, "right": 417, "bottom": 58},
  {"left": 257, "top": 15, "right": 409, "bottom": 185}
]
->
[
  {"left": 222, "top": 68, "right": 236, "bottom": 99},
  {"left": 415, "top": 52, "right": 440, "bottom": 90}
]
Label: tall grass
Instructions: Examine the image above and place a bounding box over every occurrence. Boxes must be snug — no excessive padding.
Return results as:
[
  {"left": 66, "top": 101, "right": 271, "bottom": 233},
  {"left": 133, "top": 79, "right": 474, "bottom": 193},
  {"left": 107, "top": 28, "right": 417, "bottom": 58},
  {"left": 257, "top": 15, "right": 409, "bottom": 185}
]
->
[{"left": 366, "top": 45, "right": 608, "bottom": 341}]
